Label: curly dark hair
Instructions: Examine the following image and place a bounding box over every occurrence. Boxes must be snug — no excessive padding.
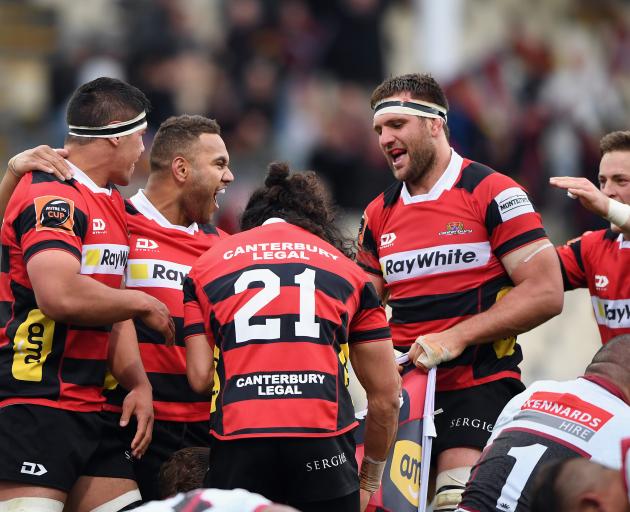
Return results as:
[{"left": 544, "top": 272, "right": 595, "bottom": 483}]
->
[
  {"left": 600, "top": 130, "right": 630, "bottom": 156},
  {"left": 158, "top": 446, "right": 210, "bottom": 499},
  {"left": 240, "top": 162, "right": 355, "bottom": 259}
]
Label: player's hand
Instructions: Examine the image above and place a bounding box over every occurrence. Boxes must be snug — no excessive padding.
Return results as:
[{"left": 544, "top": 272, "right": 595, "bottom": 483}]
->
[
  {"left": 119, "top": 382, "right": 154, "bottom": 458},
  {"left": 139, "top": 293, "right": 176, "bottom": 346},
  {"left": 549, "top": 176, "right": 610, "bottom": 218},
  {"left": 409, "top": 332, "right": 464, "bottom": 372},
  {"left": 8, "top": 145, "right": 73, "bottom": 181},
  {"left": 359, "top": 489, "right": 373, "bottom": 511}
]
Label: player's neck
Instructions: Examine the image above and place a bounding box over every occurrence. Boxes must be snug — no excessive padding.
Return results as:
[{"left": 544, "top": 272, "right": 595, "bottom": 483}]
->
[
  {"left": 405, "top": 142, "right": 452, "bottom": 196},
  {"left": 66, "top": 145, "right": 113, "bottom": 188},
  {"left": 143, "top": 179, "right": 189, "bottom": 227}
]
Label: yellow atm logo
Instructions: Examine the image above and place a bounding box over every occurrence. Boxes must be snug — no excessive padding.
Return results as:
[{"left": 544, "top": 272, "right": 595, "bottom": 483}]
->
[
  {"left": 211, "top": 345, "right": 221, "bottom": 414},
  {"left": 12, "top": 309, "right": 55, "bottom": 382},
  {"left": 390, "top": 439, "right": 422, "bottom": 506}
]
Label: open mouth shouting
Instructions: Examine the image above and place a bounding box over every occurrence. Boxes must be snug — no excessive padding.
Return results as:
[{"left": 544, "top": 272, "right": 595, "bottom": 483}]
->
[{"left": 214, "top": 187, "right": 226, "bottom": 209}]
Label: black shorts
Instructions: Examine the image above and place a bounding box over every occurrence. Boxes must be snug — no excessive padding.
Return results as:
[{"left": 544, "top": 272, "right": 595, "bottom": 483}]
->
[
  {"left": 205, "top": 432, "right": 359, "bottom": 508},
  {"left": 0, "top": 404, "right": 134, "bottom": 492},
  {"left": 432, "top": 378, "right": 525, "bottom": 460},
  {"left": 109, "top": 413, "right": 210, "bottom": 502}
]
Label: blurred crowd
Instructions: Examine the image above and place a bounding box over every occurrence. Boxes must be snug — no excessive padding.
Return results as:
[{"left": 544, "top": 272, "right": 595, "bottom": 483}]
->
[{"left": 2, "top": 0, "right": 630, "bottom": 237}]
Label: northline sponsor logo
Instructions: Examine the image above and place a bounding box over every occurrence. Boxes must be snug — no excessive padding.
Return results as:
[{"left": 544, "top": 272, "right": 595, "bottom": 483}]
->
[{"left": 380, "top": 242, "right": 492, "bottom": 283}]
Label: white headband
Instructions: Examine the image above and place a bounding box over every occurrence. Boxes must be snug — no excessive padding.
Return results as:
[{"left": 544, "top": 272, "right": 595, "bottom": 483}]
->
[
  {"left": 68, "top": 111, "right": 147, "bottom": 138},
  {"left": 373, "top": 99, "right": 447, "bottom": 122}
]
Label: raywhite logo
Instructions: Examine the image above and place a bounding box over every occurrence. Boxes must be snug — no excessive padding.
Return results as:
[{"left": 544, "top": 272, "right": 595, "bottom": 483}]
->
[
  {"left": 21, "top": 462, "right": 47, "bottom": 476},
  {"left": 92, "top": 218, "right": 106, "bottom": 232},
  {"left": 592, "top": 297, "right": 630, "bottom": 328},
  {"left": 380, "top": 233, "right": 397, "bottom": 248},
  {"left": 595, "top": 275, "right": 609, "bottom": 289},
  {"left": 81, "top": 244, "right": 129, "bottom": 275},
  {"left": 126, "top": 259, "right": 191, "bottom": 290},
  {"left": 495, "top": 187, "right": 534, "bottom": 222},
  {"left": 380, "top": 242, "right": 492, "bottom": 283},
  {"left": 136, "top": 238, "right": 159, "bottom": 250}
]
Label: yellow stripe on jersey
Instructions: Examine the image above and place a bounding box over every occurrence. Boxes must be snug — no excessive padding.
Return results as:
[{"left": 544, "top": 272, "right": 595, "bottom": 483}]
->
[{"left": 12, "top": 309, "right": 55, "bottom": 382}]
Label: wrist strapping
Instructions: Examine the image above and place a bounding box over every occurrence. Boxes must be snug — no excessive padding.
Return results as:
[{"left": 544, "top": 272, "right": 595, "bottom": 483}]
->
[
  {"left": 415, "top": 336, "right": 450, "bottom": 368},
  {"left": 360, "top": 455, "right": 386, "bottom": 493},
  {"left": 606, "top": 198, "right": 630, "bottom": 227},
  {"left": 7, "top": 156, "right": 21, "bottom": 179}
]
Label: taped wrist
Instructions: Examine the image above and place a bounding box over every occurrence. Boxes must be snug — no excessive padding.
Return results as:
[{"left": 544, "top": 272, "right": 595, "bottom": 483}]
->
[
  {"left": 7, "top": 156, "right": 21, "bottom": 179},
  {"left": 606, "top": 198, "right": 630, "bottom": 227},
  {"left": 415, "top": 336, "right": 450, "bottom": 368},
  {"left": 359, "top": 455, "right": 386, "bottom": 493}
]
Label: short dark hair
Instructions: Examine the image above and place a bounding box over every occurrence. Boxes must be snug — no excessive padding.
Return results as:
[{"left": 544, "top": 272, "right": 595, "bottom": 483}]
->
[
  {"left": 240, "top": 162, "right": 355, "bottom": 259},
  {"left": 370, "top": 73, "right": 449, "bottom": 138},
  {"left": 158, "top": 446, "right": 210, "bottom": 499},
  {"left": 65, "top": 77, "right": 150, "bottom": 145},
  {"left": 150, "top": 115, "right": 222, "bottom": 172},
  {"left": 600, "top": 130, "right": 630, "bottom": 155},
  {"left": 530, "top": 458, "right": 573, "bottom": 512}
]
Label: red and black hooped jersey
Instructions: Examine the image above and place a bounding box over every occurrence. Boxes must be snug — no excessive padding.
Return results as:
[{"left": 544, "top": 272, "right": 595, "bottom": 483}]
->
[
  {"left": 0, "top": 165, "right": 129, "bottom": 411},
  {"left": 357, "top": 151, "right": 548, "bottom": 392},
  {"left": 103, "top": 190, "right": 228, "bottom": 422},
  {"left": 183, "top": 219, "right": 391, "bottom": 439},
  {"left": 557, "top": 229, "right": 630, "bottom": 344}
]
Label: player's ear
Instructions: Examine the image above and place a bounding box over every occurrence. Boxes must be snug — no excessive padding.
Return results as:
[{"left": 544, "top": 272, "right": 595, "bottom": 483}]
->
[
  {"left": 107, "top": 136, "right": 120, "bottom": 147},
  {"left": 172, "top": 156, "right": 189, "bottom": 183}
]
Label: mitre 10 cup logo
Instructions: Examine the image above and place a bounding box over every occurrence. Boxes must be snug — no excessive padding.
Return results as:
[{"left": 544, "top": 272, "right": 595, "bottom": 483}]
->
[{"left": 34, "top": 196, "right": 74, "bottom": 233}]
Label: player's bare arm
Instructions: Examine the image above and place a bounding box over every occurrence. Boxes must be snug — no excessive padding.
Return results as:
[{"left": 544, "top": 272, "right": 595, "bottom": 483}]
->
[
  {"left": 350, "top": 339, "right": 400, "bottom": 511},
  {"left": 185, "top": 333, "right": 215, "bottom": 395},
  {"left": 550, "top": 176, "right": 630, "bottom": 237},
  {"left": 1, "top": 146, "right": 73, "bottom": 217},
  {"left": 27, "top": 250, "right": 175, "bottom": 341},
  {"left": 108, "top": 319, "right": 154, "bottom": 458},
  {"left": 410, "top": 239, "right": 563, "bottom": 370}
]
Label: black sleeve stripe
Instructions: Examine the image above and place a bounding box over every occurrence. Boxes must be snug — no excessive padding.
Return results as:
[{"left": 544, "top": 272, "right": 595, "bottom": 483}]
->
[
  {"left": 359, "top": 282, "right": 382, "bottom": 309},
  {"left": 349, "top": 327, "right": 391, "bottom": 343},
  {"left": 357, "top": 261, "right": 382, "bottom": 276},
  {"left": 557, "top": 251, "right": 575, "bottom": 291},
  {"left": 14, "top": 205, "right": 36, "bottom": 245},
  {"left": 485, "top": 200, "right": 502, "bottom": 237},
  {"left": 23, "top": 240, "right": 81, "bottom": 262},
  {"left": 383, "top": 182, "right": 403, "bottom": 207},
  {"left": 31, "top": 171, "right": 79, "bottom": 187},
  {"left": 454, "top": 161, "right": 494, "bottom": 193},
  {"left": 183, "top": 276, "right": 199, "bottom": 303},
  {"left": 493, "top": 228, "right": 547, "bottom": 259},
  {"left": 360, "top": 225, "right": 378, "bottom": 257},
  {"left": 184, "top": 323, "right": 206, "bottom": 339},
  {"left": 72, "top": 207, "right": 88, "bottom": 240},
  {"left": 1, "top": 245, "right": 10, "bottom": 273},
  {"left": 569, "top": 239, "right": 584, "bottom": 274}
]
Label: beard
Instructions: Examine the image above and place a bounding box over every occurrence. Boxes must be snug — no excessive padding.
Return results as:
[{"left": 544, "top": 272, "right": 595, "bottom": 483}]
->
[{"left": 391, "top": 139, "right": 436, "bottom": 187}]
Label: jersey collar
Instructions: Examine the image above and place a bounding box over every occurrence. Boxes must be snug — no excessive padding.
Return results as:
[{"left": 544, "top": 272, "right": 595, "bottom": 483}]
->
[
  {"left": 581, "top": 374, "right": 630, "bottom": 405},
  {"left": 129, "top": 189, "right": 199, "bottom": 234},
  {"left": 616, "top": 233, "right": 630, "bottom": 249},
  {"left": 401, "top": 149, "right": 463, "bottom": 204},
  {"left": 67, "top": 160, "right": 112, "bottom": 195}
]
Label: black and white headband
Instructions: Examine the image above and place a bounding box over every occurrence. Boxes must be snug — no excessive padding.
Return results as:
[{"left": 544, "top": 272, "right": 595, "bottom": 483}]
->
[
  {"left": 373, "top": 99, "right": 447, "bottom": 122},
  {"left": 68, "top": 111, "right": 148, "bottom": 138}
]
